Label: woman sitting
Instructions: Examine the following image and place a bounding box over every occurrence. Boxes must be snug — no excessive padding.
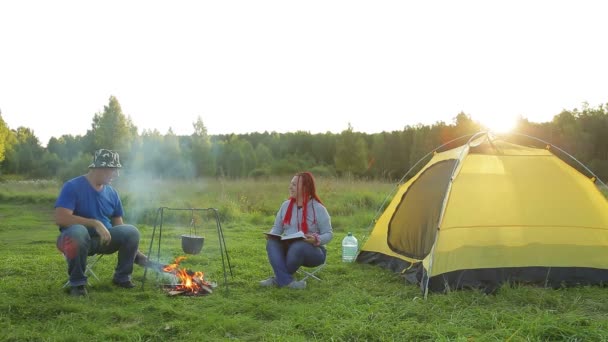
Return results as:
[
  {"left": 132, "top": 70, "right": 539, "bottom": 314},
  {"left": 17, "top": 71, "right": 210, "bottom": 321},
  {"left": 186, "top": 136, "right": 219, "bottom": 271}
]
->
[{"left": 260, "top": 171, "right": 333, "bottom": 289}]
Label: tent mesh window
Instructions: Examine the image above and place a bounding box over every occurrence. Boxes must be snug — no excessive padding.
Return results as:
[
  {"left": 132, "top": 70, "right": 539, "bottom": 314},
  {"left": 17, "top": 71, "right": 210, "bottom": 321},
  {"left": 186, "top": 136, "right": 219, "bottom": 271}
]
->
[{"left": 387, "top": 159, "right": 457, "bottom": 259}]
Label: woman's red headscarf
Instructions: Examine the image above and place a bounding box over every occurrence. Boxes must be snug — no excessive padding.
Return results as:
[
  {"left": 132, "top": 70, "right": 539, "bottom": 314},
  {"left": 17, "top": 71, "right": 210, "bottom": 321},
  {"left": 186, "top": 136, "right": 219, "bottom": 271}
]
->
[{"left": 283, "top": 172, "right": 323, "bottom": 234}]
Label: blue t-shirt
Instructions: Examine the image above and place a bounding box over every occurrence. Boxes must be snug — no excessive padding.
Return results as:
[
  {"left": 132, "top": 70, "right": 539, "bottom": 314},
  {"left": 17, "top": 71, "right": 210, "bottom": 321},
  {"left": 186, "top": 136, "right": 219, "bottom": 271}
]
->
[{"left": 55, "top": 175, "right": 124, "bottom": 229}]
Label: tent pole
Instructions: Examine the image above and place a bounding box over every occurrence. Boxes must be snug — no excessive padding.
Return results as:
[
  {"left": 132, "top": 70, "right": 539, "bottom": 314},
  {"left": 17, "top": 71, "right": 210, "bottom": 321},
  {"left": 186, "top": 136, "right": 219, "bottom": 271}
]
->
[
  {"left": 504, "top": 132, "right": 608, "bottom": 189},
  {"left": 364, "top": 133, "right": 481, "bottom": 237},
  {"left": 361, "top": 133, "right": 483, "bottom": 246},
  {"left": 423, "top": 131, "right": 489, "bottom": 298}
]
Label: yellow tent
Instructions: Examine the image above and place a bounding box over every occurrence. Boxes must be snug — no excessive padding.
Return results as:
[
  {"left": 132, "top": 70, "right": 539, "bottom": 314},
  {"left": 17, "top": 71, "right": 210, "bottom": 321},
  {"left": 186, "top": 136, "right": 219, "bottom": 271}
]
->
[{"left": 358, "top": 132, "right": 608, "bottom": 294}]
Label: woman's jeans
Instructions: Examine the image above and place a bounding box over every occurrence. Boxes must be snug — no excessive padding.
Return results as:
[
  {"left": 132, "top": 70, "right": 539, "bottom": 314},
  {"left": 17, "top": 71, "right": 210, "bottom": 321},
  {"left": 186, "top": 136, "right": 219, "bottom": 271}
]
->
[
  {"left": 57, "top": 224, "right": 140, "bottom": 286},
  {"left": 265, "top": 239, "right": 326, "bottom": 287}
]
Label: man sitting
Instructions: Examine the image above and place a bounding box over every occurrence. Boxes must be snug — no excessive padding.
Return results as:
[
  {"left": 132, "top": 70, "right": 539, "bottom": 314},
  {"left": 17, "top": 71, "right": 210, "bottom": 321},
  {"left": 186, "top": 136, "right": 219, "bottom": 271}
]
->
[{"left": 55, "top": 148, "right": 157, "bottom": 296}]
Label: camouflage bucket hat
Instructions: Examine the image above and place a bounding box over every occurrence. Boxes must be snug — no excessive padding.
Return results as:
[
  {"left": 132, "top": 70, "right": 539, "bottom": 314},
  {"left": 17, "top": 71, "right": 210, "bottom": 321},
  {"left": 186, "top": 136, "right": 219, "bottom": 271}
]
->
[{"left": 89, "top": 149, "right": 122, "bottom": 168}]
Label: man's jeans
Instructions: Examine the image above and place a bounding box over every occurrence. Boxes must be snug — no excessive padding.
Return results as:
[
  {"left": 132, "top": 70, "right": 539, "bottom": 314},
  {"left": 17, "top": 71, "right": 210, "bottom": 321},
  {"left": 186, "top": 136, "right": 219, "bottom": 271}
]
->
[
  {"left": 57, "top": 224, "right": 140, "bottom": 286},
  {"left": 265, "top": 239, "right": 326, "bottom": 287}
]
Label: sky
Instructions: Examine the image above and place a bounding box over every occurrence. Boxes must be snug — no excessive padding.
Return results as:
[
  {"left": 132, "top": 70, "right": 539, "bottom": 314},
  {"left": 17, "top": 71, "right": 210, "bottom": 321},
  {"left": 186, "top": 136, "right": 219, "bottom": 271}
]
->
[{"left": 1, "top": 0, "right": 607, "bottom": 145}]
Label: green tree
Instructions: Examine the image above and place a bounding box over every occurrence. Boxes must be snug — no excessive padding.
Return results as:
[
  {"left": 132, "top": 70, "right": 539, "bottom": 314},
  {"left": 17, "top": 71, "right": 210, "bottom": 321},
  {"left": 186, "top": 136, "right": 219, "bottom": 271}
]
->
[
  {"left": 211, "top": 140, "right": 227, "bottom": 177},
  {"left": 387, "top": 130, "right": 414, "bottom": 180},
  {"left": 368, "top": 132, "right": 411, "bottom": 180},
  {"left": 0, "top": 111, "right": 13, "bottom": 164},
  {"left": 240, "top": 140, "right": 256, "bottom": 176},
  {"left": 334, "top": 123, "right": 368, "bottom": 177},
  {"left": 453, "top": 112, "right": 480, "bottom": 137},
  {"left": 254, "top": 143, "right": 273, "bottom": 167},
  {"left": 160, "top": 128, "right": 188, "bottom": 178},
  {"left": 2, "top": 127, "right": 44, "bottom": 176},
  {"left": 578, "top": 103, "right": 608, "bottom": 161},
  {"left": 137, "top": 129, "right": 164, "bottom": 177},
  {"left": 311, "top": 132, "right": 337, "bottom": 166},
  {"left": 249, "top": 142, "right": 274, "bottom": 178},
  {"left": 89, "top": 96, "right": 138, "bottom": 155},
  {"left": 552, "top": 109, "right": 591, "bottom": 161},
  {"left": 368, "top": 133, "right": 386, "bottom": 179},
  {"left": 191, "top": 116, "right": 216, "bottom": 177},
  {"left": 33, "top": 152, "right": 62, "bottom": 178},
  {"left": 408, "top": 124, "right": 435, "bottom": 174},
  {"left": 57, "top": 152, "right": 91, "bottom": 182},
  {"left": 47, "top": 134, "right": 88, "bottom": 162},
  {"left": 224, "top": 135, "right": 245, "bottom": 178}
]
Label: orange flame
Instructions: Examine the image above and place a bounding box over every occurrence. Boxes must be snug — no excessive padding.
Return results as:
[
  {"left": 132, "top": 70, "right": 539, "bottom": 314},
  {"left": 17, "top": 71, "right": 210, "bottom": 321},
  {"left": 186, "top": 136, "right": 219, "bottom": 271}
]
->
[
  {"left": 175, "top": 269, "right": 207, "bottom": 292},
  {"left": 162, "top": 256, "right": 187, "bottom": 273},
  {"left": 163, "top": 256, "right": 212, "bottom": 294}
]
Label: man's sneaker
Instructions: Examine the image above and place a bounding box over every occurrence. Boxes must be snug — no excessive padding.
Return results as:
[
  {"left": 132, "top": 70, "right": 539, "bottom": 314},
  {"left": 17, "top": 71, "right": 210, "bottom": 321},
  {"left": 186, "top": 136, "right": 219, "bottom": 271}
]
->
[
  {"left": 287, "top": 280, "right": 307, "bottom": 290},
  {"left": 112, "top": 279, "right": 136, "bottom": 288},
  {"left": 70, "top": 285, "right": 88, "bottom": 297},
  {"left": 259, "top": 277, "right": 277, "bottom": 287}
]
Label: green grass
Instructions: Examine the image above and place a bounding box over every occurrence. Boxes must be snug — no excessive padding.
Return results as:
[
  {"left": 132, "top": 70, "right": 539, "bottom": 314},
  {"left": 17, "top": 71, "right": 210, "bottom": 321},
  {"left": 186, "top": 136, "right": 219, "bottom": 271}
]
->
[
  {"left": 0, "top": 179, "right": 59, "bottom": 204},
  {"left": 1, "top": 178, "right": 608, "bottom": 341}
]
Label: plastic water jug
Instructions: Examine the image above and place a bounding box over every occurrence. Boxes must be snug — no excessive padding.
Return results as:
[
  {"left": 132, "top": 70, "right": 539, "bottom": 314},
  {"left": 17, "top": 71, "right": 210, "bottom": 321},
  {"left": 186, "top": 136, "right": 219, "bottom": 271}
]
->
[{"left": 342, "top": 232, "right": 358, "bottom": 263}]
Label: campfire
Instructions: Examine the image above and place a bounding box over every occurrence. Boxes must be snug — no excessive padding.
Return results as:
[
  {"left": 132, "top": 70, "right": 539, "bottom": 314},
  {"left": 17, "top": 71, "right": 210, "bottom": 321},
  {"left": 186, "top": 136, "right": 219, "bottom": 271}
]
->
[{"left": 161, "top": 256, "right": 216, "bottom": 296}]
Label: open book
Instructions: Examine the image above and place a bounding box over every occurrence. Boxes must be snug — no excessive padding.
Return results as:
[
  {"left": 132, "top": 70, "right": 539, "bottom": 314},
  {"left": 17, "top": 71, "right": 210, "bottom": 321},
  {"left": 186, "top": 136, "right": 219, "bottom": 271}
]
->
[{"left": 264, "top": 231, "right": 306, "bottom": 241}]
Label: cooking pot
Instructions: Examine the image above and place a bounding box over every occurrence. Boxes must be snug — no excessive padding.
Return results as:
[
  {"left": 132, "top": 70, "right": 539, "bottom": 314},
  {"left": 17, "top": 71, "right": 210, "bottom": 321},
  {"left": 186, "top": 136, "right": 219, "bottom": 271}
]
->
[{"left": 181, "top": 234, "right": 204, "bottom": 254}]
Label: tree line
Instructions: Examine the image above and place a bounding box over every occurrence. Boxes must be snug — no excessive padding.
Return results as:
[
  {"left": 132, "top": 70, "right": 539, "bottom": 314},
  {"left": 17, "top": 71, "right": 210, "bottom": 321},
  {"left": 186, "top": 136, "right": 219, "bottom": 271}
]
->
[{"left": 1, "top": 96, "right": 607, "bottom": 182}]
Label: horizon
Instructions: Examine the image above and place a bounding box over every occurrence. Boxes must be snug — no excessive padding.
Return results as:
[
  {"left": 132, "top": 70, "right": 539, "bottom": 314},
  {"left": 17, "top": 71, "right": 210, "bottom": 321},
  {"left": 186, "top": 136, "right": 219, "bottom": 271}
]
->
[{"left": 1, "top": 103, "right": 570, "bottom": 147}]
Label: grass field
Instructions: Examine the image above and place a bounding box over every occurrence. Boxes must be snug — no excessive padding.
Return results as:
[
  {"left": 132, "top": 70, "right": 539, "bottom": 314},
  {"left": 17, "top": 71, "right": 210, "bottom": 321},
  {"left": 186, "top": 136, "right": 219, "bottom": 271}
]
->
[{"left": 1, "top": 177, "right": 608, "bottom": 341}]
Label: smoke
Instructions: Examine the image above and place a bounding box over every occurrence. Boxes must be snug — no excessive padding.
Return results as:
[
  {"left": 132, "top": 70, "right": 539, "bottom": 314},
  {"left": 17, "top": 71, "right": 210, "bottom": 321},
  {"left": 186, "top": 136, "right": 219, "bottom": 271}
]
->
[{"left": 112, "top": 143, "right": 218, "bottom": 265}]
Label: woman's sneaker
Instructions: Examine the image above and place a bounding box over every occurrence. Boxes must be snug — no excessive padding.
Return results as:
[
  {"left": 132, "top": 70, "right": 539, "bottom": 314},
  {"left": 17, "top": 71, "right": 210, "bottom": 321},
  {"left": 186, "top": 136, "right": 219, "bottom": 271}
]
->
[
  {"left": 287, "top": 280, "right": 306, "bottom": 289},
  {"left": 259, "top": 277, "right": 277, "bottom": 287}
]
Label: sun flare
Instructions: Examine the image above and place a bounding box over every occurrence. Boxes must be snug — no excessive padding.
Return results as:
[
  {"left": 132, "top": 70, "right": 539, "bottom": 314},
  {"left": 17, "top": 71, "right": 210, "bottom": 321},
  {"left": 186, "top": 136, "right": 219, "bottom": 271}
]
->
[{"left": 478, "top": 114, "right": 517, "bottom": 133}]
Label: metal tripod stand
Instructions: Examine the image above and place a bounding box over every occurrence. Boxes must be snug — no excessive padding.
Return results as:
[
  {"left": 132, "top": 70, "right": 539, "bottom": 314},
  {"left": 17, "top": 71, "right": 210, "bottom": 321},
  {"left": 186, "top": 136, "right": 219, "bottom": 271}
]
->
[{"left": 141, "top": 207, "right": 233, "bottom": 291}]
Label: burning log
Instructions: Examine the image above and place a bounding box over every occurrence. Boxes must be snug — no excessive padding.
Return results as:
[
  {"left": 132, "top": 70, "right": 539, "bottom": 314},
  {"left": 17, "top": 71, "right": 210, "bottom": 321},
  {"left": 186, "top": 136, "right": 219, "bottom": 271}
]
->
[{"left": 161, "top": 256, "right": 217, "bottom": 296}]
